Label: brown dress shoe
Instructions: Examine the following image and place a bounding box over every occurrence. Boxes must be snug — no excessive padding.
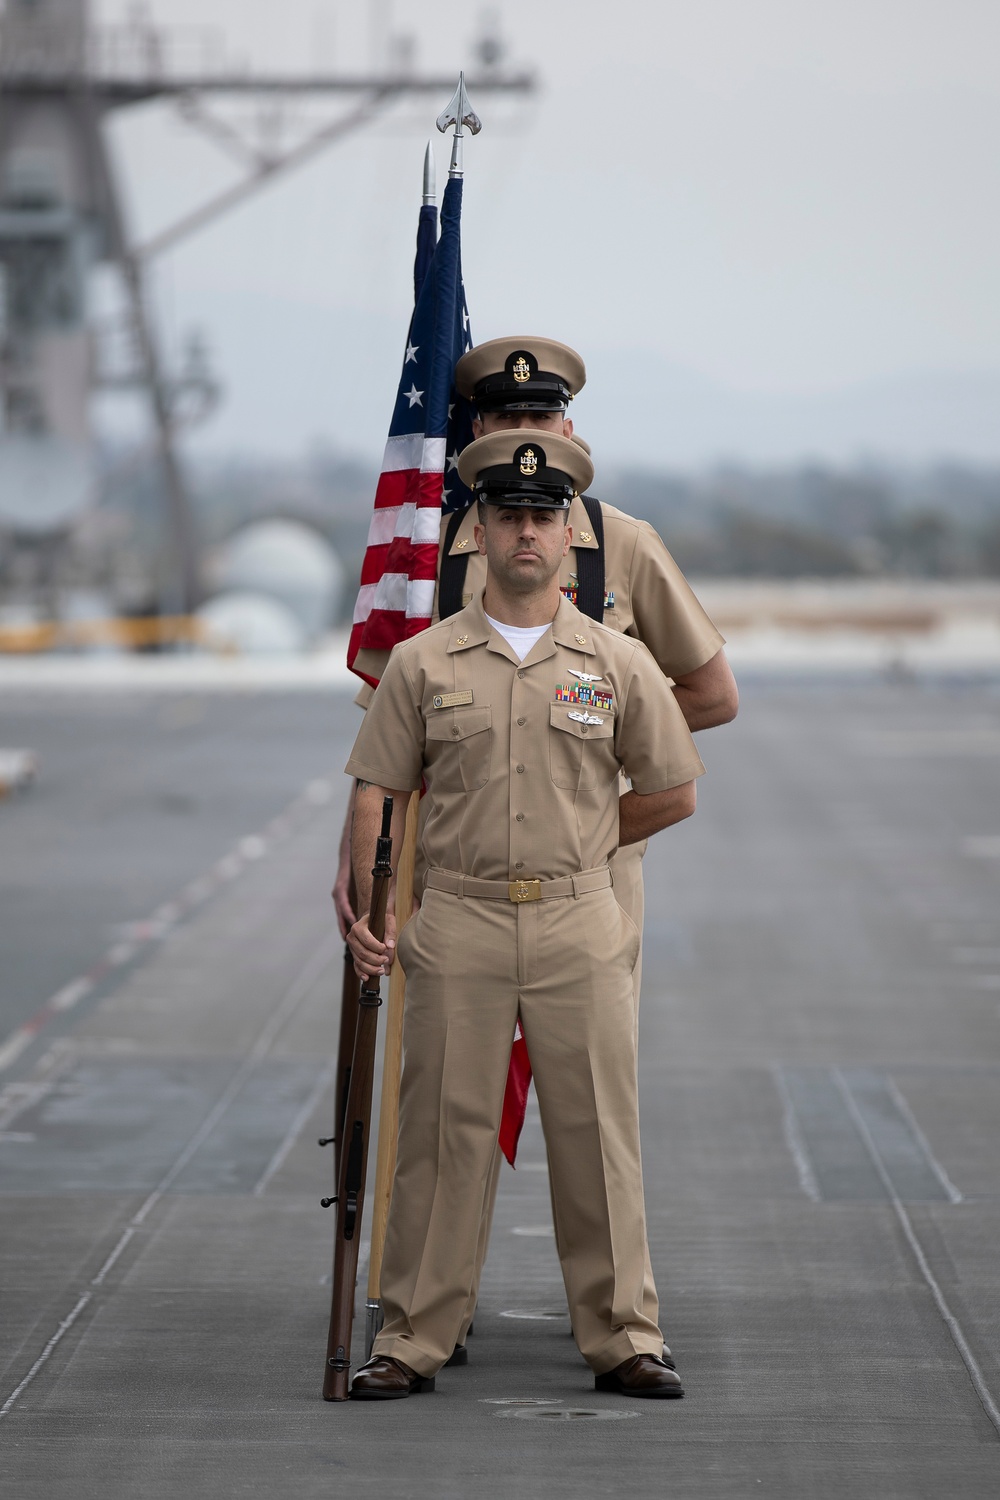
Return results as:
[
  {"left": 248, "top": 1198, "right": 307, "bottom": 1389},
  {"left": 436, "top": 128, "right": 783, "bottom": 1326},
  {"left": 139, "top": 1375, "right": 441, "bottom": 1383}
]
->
[
  {"left": 350, "top": 1356, "right": 436, "bottom": 1400},
  {"left": 594, "top": 1353, "right": 684, "bottom": 1398}
]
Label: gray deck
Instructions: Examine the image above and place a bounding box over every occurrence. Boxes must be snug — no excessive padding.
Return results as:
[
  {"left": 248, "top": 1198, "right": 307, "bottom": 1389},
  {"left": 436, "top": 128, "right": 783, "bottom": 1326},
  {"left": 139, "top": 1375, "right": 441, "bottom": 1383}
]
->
[{"left": 2, "top": 677, "right": 999, "bottom": 1497}]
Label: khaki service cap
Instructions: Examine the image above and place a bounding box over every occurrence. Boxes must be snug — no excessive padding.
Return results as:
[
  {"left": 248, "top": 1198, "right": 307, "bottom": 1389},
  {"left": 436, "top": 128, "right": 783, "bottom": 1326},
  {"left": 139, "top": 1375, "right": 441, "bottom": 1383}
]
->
[
  {"left": 454, "top": 336, "right": 586, "bottom": 412},
  {"left": 457, "top": 430, "right": 594, "bottom": 509}
]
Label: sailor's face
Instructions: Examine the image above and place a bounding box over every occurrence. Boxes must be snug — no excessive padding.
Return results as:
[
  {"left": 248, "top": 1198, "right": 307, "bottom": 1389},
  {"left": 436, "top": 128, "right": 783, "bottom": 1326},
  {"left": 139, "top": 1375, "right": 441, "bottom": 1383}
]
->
[
  {"left": 474, "top": 505, "right": 571, "bottom": 593},
  {"left": 473, "top": 409, "right": 574, "bottom": 439}
]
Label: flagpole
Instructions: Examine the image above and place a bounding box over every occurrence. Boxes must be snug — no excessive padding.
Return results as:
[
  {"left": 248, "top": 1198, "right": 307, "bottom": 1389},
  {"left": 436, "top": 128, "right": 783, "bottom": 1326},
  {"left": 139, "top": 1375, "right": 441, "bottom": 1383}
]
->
[
  {"left": 436, "top": 70, "right": 482, "bottom": 178},
  {"left": 422, "top": 139, "right": 436, "bottom": 205},
  {"left": 363, "top": 78, "right": 480, "bottom": 1360}
]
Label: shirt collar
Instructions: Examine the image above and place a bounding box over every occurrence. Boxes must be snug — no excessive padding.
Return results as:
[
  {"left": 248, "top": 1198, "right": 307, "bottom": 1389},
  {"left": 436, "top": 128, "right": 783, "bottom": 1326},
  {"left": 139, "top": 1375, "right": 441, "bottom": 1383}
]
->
[
  {"left": 569, "top": 494, "right": 599, "bottom": 549},
  {"left": 445, "top": 591, "right": 492, "bottom": 654},
  {"left": 446, "top": 589, "right": 598, "bottom": 661},
  {"left": 551, "top": 590, "right": 598, "bottom": 656},
  {"left": 446, "top": 505, "right": 479, "bottom": 557}
]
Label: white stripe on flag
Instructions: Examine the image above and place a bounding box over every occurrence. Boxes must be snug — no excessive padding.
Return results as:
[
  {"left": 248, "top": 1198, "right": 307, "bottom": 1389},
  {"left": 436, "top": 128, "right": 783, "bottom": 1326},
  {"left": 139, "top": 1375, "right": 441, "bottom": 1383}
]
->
[
  {"left": 367, "top": 506, "right": 402, "bottom": 547},
  {"left": 391, "top": 503, "right": 442, "bottom": 546},
  {"left": 372, "top": 573, "right": 410, "bottom": 613},
  {"left": 420, "top": 437, "right": 447, "bottom": 473},
  {"left": 411, "top": 506, "right": 443, "bottom": 544},
  {"left": 353, "top": 582, "right": 378, "bottom": 624},
  {"left": 393, "top": 502, "right": 416, "bottom": 540},
  {"left": 382, "top": 434, "right": 424, "bottom": 472},
  {"left": 407, "top": 579, "right": 436, "bottom": 617}
]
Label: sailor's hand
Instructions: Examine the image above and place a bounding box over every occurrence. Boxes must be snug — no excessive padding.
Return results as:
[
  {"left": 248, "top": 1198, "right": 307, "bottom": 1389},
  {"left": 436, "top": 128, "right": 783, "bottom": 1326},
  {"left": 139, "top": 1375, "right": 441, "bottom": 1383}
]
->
[{"left": 347, "top": 913, "right": 396, "bottom": 980}]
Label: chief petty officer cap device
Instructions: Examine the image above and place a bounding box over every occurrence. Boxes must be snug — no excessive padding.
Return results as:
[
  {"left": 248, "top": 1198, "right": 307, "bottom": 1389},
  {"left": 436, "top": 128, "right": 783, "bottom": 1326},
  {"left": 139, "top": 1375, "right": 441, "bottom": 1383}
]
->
[
  {"left": 455, "top": 336, "right": 586, "bottom": 413},
  {"left": 457, "top": 431, "right": 595, "bottom": 510}
]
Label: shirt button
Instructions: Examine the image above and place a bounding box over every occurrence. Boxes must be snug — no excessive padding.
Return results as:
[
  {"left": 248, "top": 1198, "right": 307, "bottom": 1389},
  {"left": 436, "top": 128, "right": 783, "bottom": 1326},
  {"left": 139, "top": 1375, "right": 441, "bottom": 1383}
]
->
[
  {"left": 515, "top": 764, "right": 525, "bottom": 774},
  {"left": 515, "top": 813, "right": 525, "bottom": 822},
  {"left": 451, "top": 726, "right": 460, "bottom": 737},
  {"left": 581, "top": 725, "right": 589, "bottom": 734},
  {"left": 515, "top": 861, "right": 524, "bottom": 870},
  {"left": 517, "top": 670, "right": 526, "bottom": 679},
  {"left": 516, "top": 716, "right": 526, "bottom": 726}
]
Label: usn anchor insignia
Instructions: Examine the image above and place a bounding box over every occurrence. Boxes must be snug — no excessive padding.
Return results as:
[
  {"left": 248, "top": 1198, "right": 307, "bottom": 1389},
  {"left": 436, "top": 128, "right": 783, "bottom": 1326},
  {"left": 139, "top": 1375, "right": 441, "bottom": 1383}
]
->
[
  {"left": 519, "top": 447, "right": 538, "bottom": 476},
  {"left": 511, "top": 354, "right": 531, "bottom": 383}
]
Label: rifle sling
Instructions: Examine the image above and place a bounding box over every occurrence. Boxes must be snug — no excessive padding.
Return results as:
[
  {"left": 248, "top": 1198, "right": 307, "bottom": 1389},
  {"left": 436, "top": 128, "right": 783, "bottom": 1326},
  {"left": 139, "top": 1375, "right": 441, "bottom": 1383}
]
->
[
  {"left": 575, "top": 494, "right": 607, "bottom": 623},
  {"left": 438, "top": 508, "right": 469, "bottom": 620}
]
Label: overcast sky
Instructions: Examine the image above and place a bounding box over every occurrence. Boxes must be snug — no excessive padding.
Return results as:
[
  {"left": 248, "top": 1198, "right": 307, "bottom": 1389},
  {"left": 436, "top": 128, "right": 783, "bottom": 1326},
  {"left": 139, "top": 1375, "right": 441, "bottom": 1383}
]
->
[{"left": 96, "top": 0, "right": 1000, "bottom": 469}]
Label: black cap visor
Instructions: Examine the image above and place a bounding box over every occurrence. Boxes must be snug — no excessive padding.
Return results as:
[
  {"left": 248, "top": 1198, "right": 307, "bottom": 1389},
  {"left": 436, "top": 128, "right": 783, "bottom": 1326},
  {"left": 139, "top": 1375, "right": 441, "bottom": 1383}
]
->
[
  {"left": 473, "top": 372, "right": 571, "bottom": 413},
  {"left": 475, "top": 463, "right": 574, "bottom": 509}
]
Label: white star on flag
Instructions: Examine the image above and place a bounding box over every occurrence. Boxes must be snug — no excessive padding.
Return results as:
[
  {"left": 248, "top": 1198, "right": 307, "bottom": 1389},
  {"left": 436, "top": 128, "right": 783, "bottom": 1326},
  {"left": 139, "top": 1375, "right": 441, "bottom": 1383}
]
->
[
  {"left": 446, "top": 449, "right": 460, "bottom": 472},
  {"left": 405, "top": 342, "right": 419, "bottom": 363},
  {"left": 405, "top": 384, "right": 424, "bottom": 408}
]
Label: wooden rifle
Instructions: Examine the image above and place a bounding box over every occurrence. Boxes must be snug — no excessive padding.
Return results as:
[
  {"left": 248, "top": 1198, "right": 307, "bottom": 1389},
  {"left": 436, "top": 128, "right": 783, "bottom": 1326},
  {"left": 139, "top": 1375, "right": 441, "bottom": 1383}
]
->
[{"left": 322, "top": 795, "right": 393, "bottom": 1401}]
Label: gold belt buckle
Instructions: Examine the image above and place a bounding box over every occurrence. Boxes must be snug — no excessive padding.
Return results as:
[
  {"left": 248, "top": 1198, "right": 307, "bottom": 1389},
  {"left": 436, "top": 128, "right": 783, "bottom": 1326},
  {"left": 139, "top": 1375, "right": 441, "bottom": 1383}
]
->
[{"left": 508, "top": 878, "right": 542, "bottom": 903}]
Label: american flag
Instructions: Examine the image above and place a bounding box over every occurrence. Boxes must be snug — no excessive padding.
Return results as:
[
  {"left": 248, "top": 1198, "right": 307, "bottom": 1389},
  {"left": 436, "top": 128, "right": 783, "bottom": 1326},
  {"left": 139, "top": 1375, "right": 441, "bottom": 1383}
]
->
[
  {"left": 348, "top": 175, "right": 476, "bottom": 690},
  {"left": 349, "top": 172, "right": 533, "bottom": 1164}
]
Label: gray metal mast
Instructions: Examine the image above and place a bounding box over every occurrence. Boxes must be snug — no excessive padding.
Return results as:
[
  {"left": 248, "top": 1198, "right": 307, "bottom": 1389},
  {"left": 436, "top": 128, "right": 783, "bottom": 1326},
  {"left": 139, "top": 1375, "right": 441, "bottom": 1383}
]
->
[{"left": 0, "top": 0, "right": 533, "bottom": 619}]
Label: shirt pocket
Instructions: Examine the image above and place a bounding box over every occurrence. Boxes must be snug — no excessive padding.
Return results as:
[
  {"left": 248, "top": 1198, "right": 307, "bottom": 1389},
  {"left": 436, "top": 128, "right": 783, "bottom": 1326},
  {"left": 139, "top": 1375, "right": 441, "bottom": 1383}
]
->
[
  {"left": 548, "top": 702, "right": 616, "bottom": 791},
  {"left": 425, "top": 706, "right": 493, "bottom": 790}
]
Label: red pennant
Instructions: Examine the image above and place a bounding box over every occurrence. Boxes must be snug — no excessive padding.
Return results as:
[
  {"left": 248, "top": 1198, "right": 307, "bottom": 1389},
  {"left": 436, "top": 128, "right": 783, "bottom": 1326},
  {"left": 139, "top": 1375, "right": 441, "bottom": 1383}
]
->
[{"left": 498, "top": 1025, "right": 532, "bottom": 1167}]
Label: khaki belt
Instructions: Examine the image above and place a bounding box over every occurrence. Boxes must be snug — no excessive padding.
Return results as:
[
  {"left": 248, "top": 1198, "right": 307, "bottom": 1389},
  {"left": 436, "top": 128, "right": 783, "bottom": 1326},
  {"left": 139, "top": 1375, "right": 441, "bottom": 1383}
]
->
[{"left": 425, "top": 867, "right": 613, "bottom": 903}]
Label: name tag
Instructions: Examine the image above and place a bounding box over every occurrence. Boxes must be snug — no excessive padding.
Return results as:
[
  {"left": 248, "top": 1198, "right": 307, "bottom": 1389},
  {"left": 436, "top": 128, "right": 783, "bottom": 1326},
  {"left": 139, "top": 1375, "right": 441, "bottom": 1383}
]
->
[{"left": 432, "top": 690, "right": 474, "bottom": 708}]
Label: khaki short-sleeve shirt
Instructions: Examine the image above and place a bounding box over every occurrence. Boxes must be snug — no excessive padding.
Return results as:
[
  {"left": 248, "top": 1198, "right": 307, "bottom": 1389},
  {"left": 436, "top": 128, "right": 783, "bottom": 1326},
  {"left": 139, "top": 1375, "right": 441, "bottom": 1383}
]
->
[{"left": 345, "top": 591, "right": 705, "bottom": 883}]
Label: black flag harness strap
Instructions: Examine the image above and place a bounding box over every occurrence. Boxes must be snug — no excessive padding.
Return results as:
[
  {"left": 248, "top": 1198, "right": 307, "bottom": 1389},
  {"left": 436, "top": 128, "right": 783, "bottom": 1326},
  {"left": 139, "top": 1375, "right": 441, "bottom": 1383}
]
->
[{"left": 438, "top": 494, "right": 607, "bottom": 624}]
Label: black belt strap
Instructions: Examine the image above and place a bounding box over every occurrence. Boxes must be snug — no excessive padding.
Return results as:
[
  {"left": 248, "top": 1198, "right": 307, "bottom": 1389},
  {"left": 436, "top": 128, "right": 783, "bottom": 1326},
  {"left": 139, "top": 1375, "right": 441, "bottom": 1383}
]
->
[
  {"left": 575, "top": 494, "right": 606, "bottom": 623},
  {"left": 438, "top": 507, "right": 470, "bottom": 620}
]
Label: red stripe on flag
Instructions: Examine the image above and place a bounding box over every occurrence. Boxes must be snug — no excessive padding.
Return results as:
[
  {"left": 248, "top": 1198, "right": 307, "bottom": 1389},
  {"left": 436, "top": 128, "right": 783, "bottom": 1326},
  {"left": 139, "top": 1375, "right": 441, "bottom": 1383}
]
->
[{"left": 373, "top": 468, "right": 419, "bottom": 509}]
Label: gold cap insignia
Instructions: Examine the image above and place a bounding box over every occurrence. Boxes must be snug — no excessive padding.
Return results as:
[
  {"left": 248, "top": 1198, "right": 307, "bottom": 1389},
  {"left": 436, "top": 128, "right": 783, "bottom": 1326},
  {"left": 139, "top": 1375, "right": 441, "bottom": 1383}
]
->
[
  {"left": 511, "top": 355, "right": 531, "bottom": 384},
  {"left": 575, "top": 634, "right": 587, "bottom": 645},
  {"left": 519, "top": 447, "right": 538, "bottom": 476}
]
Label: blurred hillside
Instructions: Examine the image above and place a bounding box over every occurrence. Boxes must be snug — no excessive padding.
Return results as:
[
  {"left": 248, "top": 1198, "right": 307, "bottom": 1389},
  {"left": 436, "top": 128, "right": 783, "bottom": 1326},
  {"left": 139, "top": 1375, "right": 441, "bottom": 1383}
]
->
[{"left": 29, "top": 448, "right": 1000, "bottom": 626}]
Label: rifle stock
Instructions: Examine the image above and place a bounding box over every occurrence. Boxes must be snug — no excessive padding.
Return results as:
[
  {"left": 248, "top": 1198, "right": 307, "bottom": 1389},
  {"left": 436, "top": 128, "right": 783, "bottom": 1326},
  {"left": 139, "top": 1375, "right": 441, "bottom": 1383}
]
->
[{"left": 322, "top": 795, "right": 393, "bottom": 1402}]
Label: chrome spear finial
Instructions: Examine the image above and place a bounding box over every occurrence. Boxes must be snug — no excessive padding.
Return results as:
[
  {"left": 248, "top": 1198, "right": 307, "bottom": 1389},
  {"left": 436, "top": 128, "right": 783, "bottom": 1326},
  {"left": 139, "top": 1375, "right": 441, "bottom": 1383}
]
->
[
  {"left": 435, "top": 71, "right": 482, "bottom": 178},
  {"left": 422, "top": 140, "right": 436, "bottom": 206}
]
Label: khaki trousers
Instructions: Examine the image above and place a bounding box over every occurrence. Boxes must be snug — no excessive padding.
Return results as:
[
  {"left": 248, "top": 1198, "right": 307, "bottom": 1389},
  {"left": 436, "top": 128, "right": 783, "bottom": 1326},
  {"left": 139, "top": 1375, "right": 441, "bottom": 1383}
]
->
[
  {"left": 371, "top": 881, "right": 663, "bottom": 1379},
  {"left": 457, "top": 837, "right": 658, "bottom": 1343}
]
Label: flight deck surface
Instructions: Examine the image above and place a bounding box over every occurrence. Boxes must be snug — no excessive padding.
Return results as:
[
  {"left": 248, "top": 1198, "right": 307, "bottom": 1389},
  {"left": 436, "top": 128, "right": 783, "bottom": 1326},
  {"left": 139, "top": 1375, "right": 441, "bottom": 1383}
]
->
[{"left": 1, "top": 677, "right": 999, "bottom": 1497}]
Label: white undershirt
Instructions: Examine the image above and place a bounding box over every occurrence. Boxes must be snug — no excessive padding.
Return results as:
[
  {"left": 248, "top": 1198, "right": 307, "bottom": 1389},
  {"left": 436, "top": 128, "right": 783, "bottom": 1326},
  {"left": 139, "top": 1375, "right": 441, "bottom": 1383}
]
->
[{"left": 485, "top": 612, "right": 550, "bottom": 663}]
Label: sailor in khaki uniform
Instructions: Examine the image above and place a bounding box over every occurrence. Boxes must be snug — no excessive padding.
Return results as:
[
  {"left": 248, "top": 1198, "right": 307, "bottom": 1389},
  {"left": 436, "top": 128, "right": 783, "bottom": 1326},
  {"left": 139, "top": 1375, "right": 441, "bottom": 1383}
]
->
[
  {"left": 335, "top": 336, "right": 737, "bottom": 941},
  {"left": 346, "top": 431, "right": 704, "bottom": 1400}
]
